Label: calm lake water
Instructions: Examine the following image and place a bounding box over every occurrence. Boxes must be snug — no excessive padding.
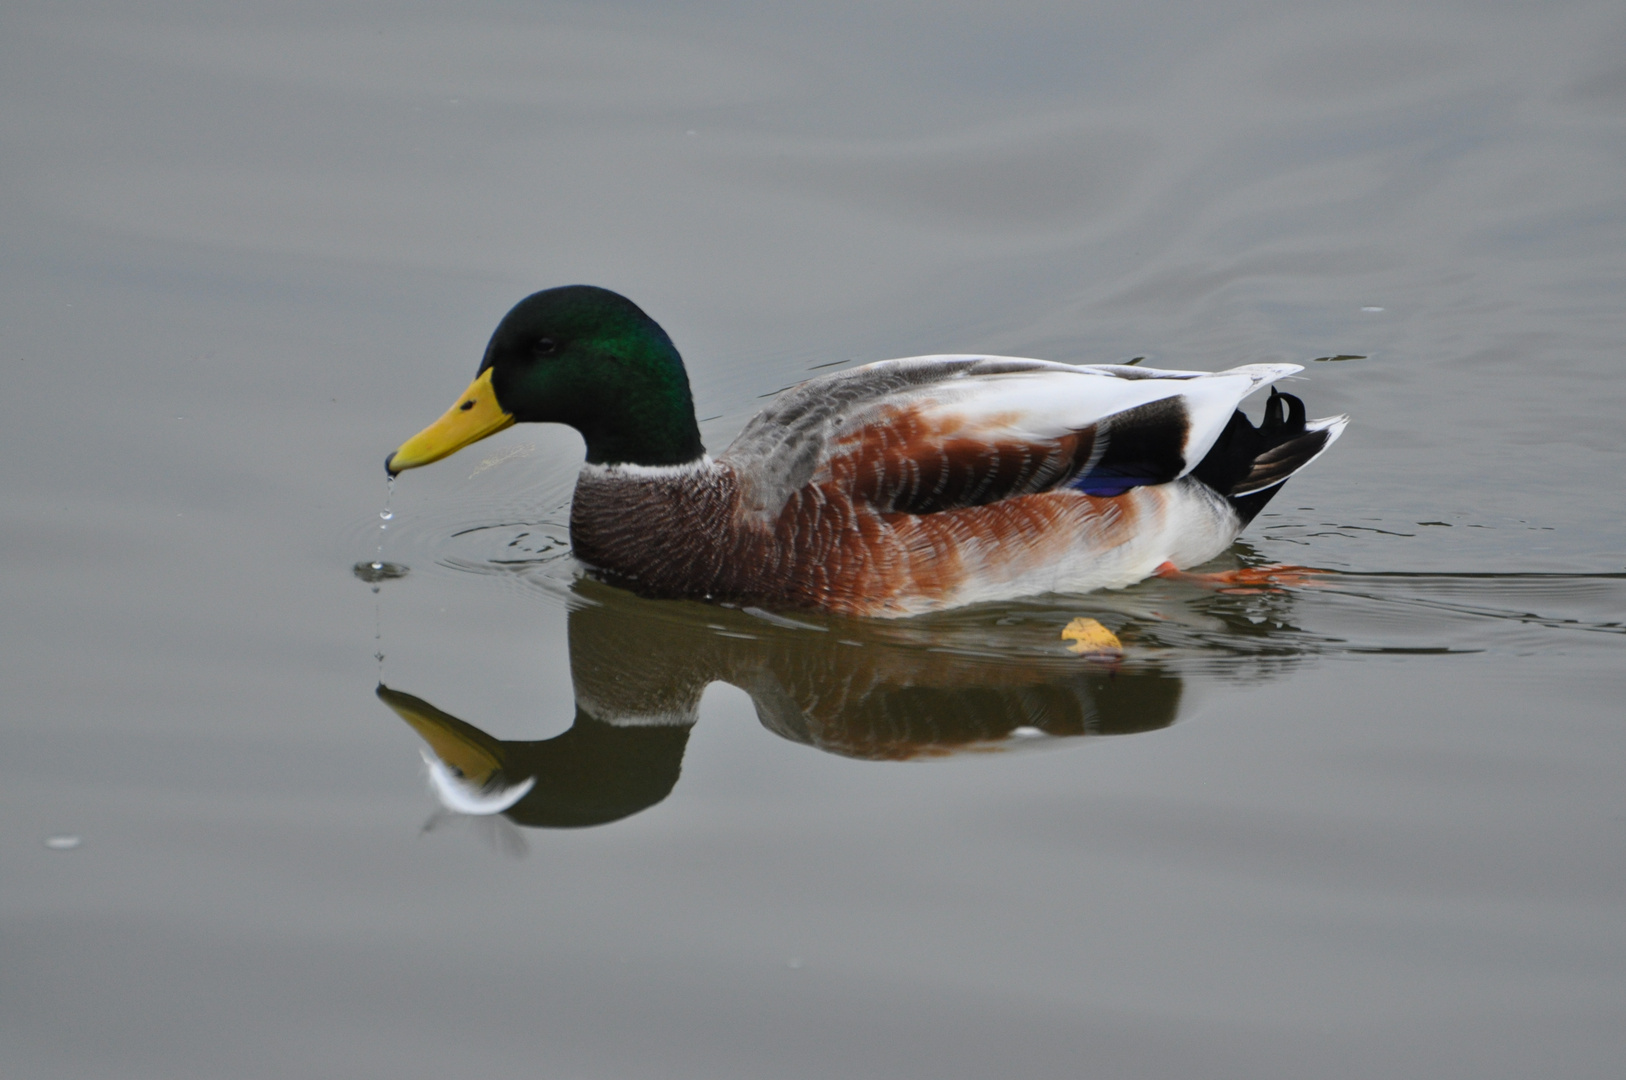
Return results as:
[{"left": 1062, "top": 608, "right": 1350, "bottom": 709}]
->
[{"left": 4, "top": 3, "right": 1624, "bottom": 1077}]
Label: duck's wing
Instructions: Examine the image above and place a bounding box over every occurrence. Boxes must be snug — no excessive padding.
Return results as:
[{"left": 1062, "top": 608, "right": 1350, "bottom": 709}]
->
[{"left": 721, "top": 355, "right": 1302, "bottom": 519}]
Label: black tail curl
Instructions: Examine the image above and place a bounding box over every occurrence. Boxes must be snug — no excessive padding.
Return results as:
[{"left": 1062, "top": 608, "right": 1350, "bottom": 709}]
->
[{"left": 1191, "top": 389, "right": 1334, "bottom": 526}]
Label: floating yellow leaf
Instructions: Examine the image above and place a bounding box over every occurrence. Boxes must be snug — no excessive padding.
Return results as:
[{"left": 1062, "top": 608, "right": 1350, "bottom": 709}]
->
[{"left": 1061, "top": 617, "right": 1122, "bottom": 656}]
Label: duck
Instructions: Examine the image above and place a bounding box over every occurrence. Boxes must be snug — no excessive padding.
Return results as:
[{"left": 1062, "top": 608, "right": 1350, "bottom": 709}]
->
[{"left": 386, "top": 285, "right": 1347, "bottom": 618}]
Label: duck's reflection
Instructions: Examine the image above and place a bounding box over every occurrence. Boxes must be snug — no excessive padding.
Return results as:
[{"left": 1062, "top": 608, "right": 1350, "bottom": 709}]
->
[
  {"left": 384, "top": 689, "right": 692, "bottom": 829},
  {"left": 379, "top": 572, "right": 1303, "bottom": 830}
]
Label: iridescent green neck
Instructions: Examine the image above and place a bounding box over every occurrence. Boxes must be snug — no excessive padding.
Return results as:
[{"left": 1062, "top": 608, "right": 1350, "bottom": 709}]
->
[{"left": 561, "top": 351, "right": 704, "bottom": 468}]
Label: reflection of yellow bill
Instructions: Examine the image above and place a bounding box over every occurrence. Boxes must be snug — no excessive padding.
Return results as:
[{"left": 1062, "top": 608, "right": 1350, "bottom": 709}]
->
[
  {"left": 386, "top": 368, "right": 515, "bottom": 475},
  {"left": 376, "top": 684, "right": 502, "bottom": 787},
  {"left": 1061, "top": 617, "right": 1122, "bottom": 656}
]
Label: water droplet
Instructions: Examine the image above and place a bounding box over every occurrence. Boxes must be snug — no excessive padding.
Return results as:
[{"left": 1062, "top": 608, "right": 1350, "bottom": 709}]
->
[
  {"left": 45, "top": 835, "right": 81, "bottom": 851},
  {"left": 1361, "top": 306, "right": 1384, "bottom": 312},
  {"left": 380, "top": 510, "right": 394, "bottom": 520},
  {"left": 354, "top": 561, "right": 409, "bottom": 583}
]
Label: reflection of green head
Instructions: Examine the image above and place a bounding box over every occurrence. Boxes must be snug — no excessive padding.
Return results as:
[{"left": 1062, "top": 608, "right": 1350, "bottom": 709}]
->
[
  {"left": 377, "top": 686, "right": 691, "bottom": 829},
  {"left": 499, "top": 709, "right": 691, "bottom": 829}
]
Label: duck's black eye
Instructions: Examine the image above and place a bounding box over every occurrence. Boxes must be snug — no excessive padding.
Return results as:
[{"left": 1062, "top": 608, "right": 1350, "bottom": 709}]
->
[{"left": 533, "top": 337, "right": 558, "bottom": 358}]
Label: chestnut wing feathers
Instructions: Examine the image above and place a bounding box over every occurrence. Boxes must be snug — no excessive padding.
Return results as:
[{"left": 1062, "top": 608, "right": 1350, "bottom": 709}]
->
[{"left": 720, "top": 355, "right": 1304, "bottom": 520}]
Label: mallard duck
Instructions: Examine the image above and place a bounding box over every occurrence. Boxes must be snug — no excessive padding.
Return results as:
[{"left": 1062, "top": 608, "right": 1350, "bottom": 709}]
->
[{"left": 387, "top": 285, "right": 1347, "bottom": 617}]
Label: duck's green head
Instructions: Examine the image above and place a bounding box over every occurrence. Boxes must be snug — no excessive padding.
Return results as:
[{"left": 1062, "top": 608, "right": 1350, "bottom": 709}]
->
[{"left": 387, "top": 285, "right": 704, "bottom": 475}]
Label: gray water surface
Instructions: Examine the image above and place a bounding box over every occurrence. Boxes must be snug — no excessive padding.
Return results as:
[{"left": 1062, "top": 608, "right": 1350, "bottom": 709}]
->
[{"left": 4, "top": 3, "right": 1624, "bottom": 1078}]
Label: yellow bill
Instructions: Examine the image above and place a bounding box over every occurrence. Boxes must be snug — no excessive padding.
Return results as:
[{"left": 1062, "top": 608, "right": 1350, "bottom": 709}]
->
[{"left": 386, "top": 367, "right": 515, "bottom": 475}]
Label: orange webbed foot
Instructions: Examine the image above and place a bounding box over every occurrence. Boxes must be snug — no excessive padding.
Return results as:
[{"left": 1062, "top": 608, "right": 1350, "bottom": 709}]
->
[{"left": 1153, "top": 562, "right": 1327, "bottom": 592}]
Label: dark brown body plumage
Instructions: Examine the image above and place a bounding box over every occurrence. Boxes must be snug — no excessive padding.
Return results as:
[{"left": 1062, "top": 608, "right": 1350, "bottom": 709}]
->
[{"left": 569, "top": 457, "right": 1142, "bottom": 617}]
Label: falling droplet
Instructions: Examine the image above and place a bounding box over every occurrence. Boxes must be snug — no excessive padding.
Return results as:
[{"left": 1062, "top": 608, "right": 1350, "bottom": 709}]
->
[
  {"left": 45, "top": 835, "right": 81, "bottom": 851},
  {"left": 371, "top": 475, "right": 400, "bottom": 671}
]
